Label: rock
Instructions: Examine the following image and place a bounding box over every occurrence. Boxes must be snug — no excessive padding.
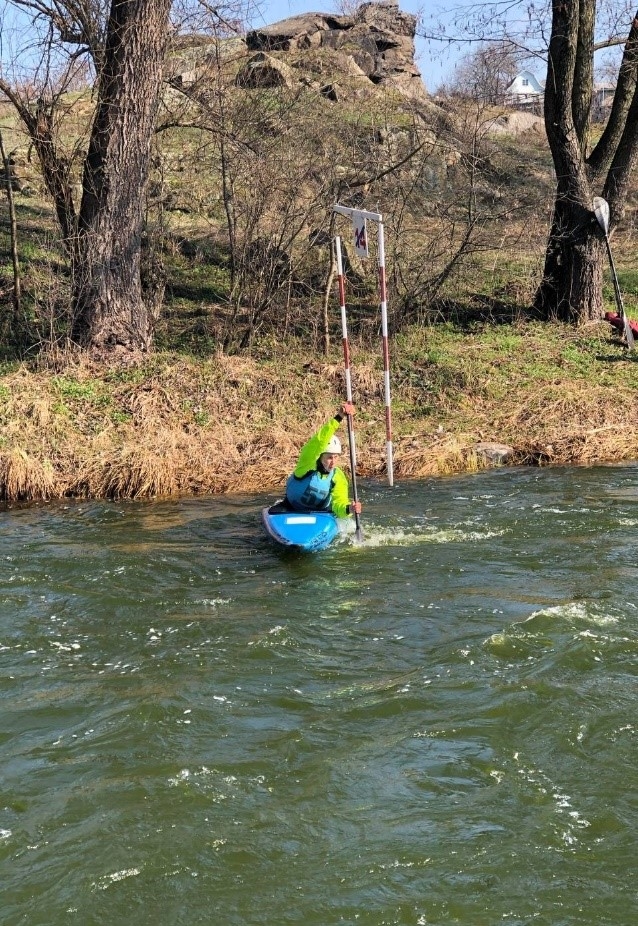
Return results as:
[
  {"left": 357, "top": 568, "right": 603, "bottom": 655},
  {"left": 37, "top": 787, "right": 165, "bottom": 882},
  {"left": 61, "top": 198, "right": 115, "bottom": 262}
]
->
[
  {"left": 235, "top": 52, "right": 294, "bottom": 89},
  {"left": 485, "top": 111, "right": 545, "bottom": 137},
  {"left": 168, "top": 34, "right": 247, "bottom": 77},
  {"left": 475, "top": 442, "right": 515, "bottom": 465},
  {"left": 320, "top": 83, "right": 339, "bottom": 101},
  {"left": 246, "top": 1, "right": 427, "bottom": 99}
]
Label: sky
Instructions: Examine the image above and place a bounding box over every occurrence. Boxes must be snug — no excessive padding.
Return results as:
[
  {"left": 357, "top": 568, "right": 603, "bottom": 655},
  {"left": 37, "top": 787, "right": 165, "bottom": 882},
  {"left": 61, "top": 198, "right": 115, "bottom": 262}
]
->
[
  {"left": 0, "top": 0, "right": 460, "bottom": 92},
  {"left": 248, "top": 0, "right": 633, "bottom": 92},
  {"left": 245, "top": 0, "right": 466, "bottom": 92},
  {"left": 1, "top": 0, "right": 625, "bottom": 92}
]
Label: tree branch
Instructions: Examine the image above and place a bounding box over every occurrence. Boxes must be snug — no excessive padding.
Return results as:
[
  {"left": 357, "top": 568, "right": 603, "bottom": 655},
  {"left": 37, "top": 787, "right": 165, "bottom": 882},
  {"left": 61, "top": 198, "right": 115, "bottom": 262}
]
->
[{"left": 588, "top": 12, "right": 638, "bottom": 179}]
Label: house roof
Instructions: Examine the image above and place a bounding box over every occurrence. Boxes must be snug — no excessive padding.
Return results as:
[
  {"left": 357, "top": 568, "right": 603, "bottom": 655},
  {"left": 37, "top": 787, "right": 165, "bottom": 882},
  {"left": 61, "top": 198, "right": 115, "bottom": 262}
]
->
[{"left": 505, "top": 70, "right": 545, "bottom": 94}]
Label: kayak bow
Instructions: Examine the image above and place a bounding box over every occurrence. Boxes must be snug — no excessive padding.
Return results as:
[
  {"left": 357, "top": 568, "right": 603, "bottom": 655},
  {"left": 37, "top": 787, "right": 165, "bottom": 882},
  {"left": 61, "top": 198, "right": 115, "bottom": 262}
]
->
[{"left": 262, "top": 501, "right": 340, "bottom": 552}]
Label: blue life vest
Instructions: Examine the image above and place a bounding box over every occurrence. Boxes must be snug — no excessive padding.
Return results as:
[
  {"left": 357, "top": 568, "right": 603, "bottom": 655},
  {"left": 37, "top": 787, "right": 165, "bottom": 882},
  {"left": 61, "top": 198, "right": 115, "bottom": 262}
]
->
[{"left": 285, "top": 468, "right": 335, "bottom": 512}]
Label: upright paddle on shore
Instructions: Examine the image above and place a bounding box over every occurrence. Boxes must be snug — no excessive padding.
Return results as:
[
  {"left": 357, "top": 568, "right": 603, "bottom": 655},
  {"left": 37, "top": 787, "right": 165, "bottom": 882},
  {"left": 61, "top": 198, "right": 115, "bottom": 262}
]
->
[
  {"left": 335, "top": 236, "right": 364, "bottom": 543},
  {"left": 593, "top": 196, "right": 634, "bottom": 351}
]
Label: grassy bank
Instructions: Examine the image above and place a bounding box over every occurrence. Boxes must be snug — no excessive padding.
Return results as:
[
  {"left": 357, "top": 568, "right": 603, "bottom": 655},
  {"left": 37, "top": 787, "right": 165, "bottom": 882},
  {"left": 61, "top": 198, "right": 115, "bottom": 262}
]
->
[{"left": 2, "top": 318, "right": 638, "bottom": 504}]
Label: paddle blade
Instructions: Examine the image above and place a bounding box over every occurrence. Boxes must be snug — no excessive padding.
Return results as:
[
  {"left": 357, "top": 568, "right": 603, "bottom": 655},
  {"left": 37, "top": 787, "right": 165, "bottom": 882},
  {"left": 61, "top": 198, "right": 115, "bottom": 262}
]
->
[
  {"left": 593, "top": 196, "right": 610, "bottom": 234},
  {"left": 623, "top": 316, "right": 635, "bottom": 351}
]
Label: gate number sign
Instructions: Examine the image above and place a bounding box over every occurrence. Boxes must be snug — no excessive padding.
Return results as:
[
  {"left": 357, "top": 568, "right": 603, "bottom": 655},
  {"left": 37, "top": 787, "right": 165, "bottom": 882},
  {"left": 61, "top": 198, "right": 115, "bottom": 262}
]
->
[{"left": 352, "top": 213, "right": 369, "bottom": 258}]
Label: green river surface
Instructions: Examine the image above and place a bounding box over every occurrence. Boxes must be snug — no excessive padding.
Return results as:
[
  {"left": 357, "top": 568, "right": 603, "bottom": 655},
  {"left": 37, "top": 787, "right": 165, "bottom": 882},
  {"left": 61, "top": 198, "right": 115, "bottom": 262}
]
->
[{"left": 1, "top": 465, "right": 637, "bottom": 925}]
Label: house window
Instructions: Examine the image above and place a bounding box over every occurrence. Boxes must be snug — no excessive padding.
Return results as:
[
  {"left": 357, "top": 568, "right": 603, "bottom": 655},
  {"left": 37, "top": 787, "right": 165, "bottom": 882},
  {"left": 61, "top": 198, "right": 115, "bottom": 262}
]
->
[{"left": 522, "top": 78, "right": 529, "bottom": 86}]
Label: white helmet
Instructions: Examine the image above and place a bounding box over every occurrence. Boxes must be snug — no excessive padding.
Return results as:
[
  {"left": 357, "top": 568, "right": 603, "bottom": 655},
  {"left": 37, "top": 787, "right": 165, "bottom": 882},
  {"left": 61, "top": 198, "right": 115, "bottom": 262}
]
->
[{"left": 323, "top": 435, "right": 342, "bottom": 454}]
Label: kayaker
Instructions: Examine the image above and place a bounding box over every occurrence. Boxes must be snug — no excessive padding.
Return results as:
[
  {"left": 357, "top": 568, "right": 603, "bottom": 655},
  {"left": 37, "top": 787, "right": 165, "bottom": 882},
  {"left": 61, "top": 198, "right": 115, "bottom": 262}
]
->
[{"left": 286, "top": 402, "right": 363, "bottom": 518}]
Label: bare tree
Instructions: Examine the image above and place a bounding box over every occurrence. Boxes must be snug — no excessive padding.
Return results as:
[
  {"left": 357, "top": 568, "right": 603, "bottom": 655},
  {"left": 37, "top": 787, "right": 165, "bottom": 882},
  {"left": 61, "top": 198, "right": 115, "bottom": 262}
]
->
[
  {"left": 0, "top": 0, "right": 171, "bottom": 351},
  {"left": 418, "top": 1, "right": 638, "bottom": 325},
  {"left": 535, "top": 2, "right": 638, "bottom": 323},
  {"left": 158, "top": 22, "right": 395, "bottom": 351},
  {"left": 444, "top": 42, "right": 521, "bottom": 103},
  {"left": 0, "top": 129, "right": 22, "bottom": 325},
  {"left": 379, "top": 96, "right": 546, "bottom": 328},
  {"left": 71, "top": 0, "right": 172, "bottom": 348}
]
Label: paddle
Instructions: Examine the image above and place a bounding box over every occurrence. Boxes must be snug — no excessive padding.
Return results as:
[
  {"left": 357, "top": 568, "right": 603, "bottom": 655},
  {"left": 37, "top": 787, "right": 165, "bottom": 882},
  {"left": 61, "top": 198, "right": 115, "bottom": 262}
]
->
[
  {"left": 335, "top": 235, "right": 364, "bottom": 543},
  {"left": 593, "top": 196, "right": 635, "bottom": 350},
  {"left": 345, "top": 410, "right": 364, "bottom": 543}
]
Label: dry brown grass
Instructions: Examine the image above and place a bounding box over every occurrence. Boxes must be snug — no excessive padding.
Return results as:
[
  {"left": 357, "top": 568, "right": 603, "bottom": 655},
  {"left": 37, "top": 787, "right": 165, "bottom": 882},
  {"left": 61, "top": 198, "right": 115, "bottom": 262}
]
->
[
  {"left": 394, "top": 436, "right": 486, "bottom": 478},
  {"left": 70, "top": 444, "right": 179, "bottom": 499},
  {"left": 0, "top": 448, "right": 56, "bottom": 501},
  {"left": 0, "top": 352, "right": 357, "bottom": 500},
  {"left": 488, "top": 383, "right": 638, "bottom": 465},
  {"left": 2, "top": 321, "right": 638, "bottom": 503}
]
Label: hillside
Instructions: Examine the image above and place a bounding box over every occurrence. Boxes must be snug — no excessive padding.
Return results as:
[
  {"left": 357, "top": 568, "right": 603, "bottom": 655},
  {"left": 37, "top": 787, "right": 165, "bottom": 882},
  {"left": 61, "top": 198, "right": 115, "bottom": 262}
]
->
[{"left": 0, "top": 2, "right": 561, "bottom": 353}]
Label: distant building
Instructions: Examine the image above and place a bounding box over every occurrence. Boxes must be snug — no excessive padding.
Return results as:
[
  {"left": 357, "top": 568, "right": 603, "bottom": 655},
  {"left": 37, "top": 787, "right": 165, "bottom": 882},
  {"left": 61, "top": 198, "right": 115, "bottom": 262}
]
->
[
  {"left": 504, "top": 70, "right": 616, "bottom": 120},
  {"left": 592, "top": 82, "right": 615, "bottom": 120},
  {"left": 504, "top": 70, "right": 545, "bottom": 111}
]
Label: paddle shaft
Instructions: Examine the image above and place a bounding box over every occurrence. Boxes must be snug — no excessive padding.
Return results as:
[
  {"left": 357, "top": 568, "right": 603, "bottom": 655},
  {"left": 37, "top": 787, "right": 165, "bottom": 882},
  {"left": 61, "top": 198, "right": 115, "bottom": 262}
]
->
[
  {"left": 603, "top": 235, "right": 635, "bottom": 350},
  {"left": 593, "top": 196, "right": 634, "bottom": 350},
  {"left": 345, "top": 412, "right": 363, "bottom": 540}
]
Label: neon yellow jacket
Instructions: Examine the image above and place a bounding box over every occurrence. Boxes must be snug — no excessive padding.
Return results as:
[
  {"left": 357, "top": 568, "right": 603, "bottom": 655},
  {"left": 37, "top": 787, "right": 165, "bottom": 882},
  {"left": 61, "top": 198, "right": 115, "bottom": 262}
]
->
[{"left": 286, "top": 417, "right": 351, "bottom": 518}]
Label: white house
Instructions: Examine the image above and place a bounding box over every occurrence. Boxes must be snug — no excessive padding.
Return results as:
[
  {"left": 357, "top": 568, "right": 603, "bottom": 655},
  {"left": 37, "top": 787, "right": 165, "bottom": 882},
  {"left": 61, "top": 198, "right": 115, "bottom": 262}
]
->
[
  {"left": 504, "top": 70, "right": 545, "bottom": 109},
  {"left": 504, "top": 71, "right": 615, "bottom": 119},
  {"left": 593, "top": 82, "right": 615, "bottom": 116}
]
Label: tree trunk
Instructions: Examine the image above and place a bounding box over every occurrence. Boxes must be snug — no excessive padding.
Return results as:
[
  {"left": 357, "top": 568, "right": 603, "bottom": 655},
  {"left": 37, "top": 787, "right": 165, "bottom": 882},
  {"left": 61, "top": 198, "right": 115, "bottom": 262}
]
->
[
  {"left": 71, "top": 0, "right": 171, "bottom": 351},
  {"left": 0, "top": 129, "right": 22, "bottom": 322},
  {"left": 0, "top": 85, "right": 77, "bottom": 256},
  {"left": 535, "top": 0, "right": 638, "bottom": 325},
  {"left": 535, "top": 198, "right": 605, "bottom": 322}
]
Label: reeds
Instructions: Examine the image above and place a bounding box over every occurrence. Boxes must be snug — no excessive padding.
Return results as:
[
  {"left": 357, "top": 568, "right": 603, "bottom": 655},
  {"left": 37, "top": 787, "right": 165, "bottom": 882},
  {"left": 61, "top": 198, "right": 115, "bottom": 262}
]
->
[
  {"left": 1, "top": 321, "right": 638, "bottom": 505},
  {"left": 0, "top": 448, "right": 55, "bottom": 501},
  {"left": 70, "top": 446, "right": 179, "bottom": 499},
  {"left": 393, "top": 436, "right": 487, "bottom": 478}
]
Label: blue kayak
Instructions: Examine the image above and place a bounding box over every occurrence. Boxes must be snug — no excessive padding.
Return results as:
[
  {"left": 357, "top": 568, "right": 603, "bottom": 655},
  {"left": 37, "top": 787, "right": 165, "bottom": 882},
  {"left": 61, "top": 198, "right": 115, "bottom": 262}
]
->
[{"left": 262, "top": 501, "right": 340, "bottom": 552}]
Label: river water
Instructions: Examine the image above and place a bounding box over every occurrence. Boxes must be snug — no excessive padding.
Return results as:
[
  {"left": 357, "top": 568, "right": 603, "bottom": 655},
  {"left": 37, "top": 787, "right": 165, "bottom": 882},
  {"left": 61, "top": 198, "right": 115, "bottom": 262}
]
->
[{"left": 1, "top": 465, "right": 637, "bottom": 925}]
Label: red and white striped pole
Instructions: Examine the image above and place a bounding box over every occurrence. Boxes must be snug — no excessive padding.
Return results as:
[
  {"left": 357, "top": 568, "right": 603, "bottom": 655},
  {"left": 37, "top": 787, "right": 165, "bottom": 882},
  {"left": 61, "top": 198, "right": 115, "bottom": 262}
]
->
[
  {"left": 333, "top": 203, "right": 394, "bottom": 487},
  {"left": 377, "top": 222, "right": 394, "bottom": 486},
  {"left": 334, "top": 235, "right": 363, "bottom": 541},
  {"left": 335, "top": 237, "right": 354, "bottom": 408}
]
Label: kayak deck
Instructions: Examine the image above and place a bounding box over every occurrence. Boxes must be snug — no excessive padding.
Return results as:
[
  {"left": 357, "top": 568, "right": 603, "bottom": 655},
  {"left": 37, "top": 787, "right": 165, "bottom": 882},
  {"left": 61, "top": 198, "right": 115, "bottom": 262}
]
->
[{"left": 262, "top": 501, "right": 339, "bottom": 552}]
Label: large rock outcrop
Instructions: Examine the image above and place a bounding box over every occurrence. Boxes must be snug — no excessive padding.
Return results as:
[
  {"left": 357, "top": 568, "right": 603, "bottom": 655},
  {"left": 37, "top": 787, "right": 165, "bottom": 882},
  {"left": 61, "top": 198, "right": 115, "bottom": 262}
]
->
[{"left": 245, "top": 1, "right": 426, "bottom": 100}]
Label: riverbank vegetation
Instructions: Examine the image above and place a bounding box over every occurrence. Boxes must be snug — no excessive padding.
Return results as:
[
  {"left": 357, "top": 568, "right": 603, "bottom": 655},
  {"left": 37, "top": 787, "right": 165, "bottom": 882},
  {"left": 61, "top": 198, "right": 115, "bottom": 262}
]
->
[{"left": 2, "top": 314, "right": 638, "bottom": 503}]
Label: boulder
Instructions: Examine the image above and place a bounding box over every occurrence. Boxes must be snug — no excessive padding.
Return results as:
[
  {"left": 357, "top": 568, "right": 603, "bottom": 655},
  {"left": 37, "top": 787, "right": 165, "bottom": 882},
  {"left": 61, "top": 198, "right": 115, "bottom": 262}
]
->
[
  {"left": 485, "top": 111, "right": 545, "bottom": 136},
  {"left": 246, "top": 1, "right": 427, "bottom": 99},
  {"left": 235, "top": 52, "right": 294, "bottom": 89},
  {"left": 475, "top": 442, "right": 515, "bottom": 465}
]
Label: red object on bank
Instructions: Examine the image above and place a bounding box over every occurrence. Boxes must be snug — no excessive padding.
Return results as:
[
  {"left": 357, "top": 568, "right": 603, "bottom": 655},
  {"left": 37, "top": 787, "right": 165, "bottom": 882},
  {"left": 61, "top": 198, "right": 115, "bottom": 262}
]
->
[{"left": 604, "top": 311, "right": 638, "bottom": 337}]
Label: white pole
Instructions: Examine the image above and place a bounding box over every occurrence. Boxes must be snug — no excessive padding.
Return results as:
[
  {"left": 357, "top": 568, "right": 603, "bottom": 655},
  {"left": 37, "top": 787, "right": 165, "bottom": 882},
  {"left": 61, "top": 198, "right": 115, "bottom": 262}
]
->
[
  {"left": 377, "top": 222, "right": 394, "bottom": 486},
  {"left": 334, "top": 236, "right": 363, "bottom": 541},
  {"left": 335, "top": 236, "right": 356, "bottom": 469},
  {"left": 333, "top": 205, "right": 382, "bottom": 222}
]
